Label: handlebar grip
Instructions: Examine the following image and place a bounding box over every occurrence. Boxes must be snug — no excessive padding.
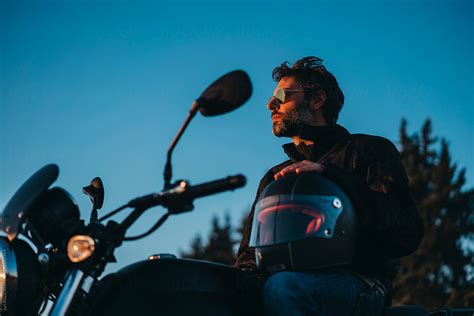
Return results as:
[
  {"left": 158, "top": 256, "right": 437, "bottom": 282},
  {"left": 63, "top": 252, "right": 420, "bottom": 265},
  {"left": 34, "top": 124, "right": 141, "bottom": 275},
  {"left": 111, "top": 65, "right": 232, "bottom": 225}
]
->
[
  {"left": 128, "top": 175, "right": 247, "bottom": 209},
  {"left": 183, "top": 174, "right": 247, "bottom": 199}
]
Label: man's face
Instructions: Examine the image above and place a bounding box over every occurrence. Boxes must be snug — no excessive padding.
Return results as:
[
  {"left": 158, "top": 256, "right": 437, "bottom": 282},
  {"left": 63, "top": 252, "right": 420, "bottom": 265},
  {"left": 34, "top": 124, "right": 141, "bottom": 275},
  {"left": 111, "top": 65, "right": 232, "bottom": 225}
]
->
[{"left": 267, "top": 76, "right": 312, "bottom": 137}]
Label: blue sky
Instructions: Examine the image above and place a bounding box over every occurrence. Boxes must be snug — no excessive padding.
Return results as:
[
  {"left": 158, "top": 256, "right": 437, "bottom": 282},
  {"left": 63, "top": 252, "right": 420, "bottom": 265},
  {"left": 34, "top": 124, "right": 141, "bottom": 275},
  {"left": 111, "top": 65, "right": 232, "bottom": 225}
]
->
[{"left": 1, "top": 0, "right": 472, "bottom": 273}]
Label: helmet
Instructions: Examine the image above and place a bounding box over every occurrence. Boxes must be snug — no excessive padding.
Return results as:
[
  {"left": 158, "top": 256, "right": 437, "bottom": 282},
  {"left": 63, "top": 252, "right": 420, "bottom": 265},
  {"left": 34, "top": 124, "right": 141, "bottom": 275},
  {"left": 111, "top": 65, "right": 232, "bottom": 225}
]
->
[{"left": 249, "top": 172, "right": 357, "bottom": 272}]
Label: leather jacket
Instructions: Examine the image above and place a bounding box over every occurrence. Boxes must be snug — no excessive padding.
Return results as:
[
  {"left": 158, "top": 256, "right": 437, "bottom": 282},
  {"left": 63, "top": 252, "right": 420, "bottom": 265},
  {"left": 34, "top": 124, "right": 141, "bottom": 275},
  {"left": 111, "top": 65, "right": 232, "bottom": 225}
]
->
[{"left": 235, "top": 124, "right": 424, "bottom": 289}]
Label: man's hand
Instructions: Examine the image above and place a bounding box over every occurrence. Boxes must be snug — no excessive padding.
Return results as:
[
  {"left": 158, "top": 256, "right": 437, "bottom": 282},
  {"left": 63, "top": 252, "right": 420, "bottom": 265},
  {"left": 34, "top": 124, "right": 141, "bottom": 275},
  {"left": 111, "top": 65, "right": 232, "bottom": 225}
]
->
[{"left": 274, "top": 160, "right": 325, "bottom": 180}]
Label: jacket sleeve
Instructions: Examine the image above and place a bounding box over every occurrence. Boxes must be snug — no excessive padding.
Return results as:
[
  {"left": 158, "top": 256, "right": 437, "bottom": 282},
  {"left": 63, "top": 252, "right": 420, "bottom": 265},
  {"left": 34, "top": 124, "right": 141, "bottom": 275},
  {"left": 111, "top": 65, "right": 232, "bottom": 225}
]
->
[
  {"left": 234, "top": 199, "right": 258, "bottom": 268},
  {"left": 322, "top": 138, "right": 424, "bottom": 258},
  {"left": 234, "top": 167, "right": 281, "bottom": 268}
]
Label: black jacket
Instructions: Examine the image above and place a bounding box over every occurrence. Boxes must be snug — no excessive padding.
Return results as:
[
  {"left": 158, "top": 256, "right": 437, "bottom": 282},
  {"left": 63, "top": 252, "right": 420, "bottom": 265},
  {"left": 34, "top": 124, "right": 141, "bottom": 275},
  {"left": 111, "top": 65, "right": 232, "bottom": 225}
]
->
[{"left": 235, "top": 124, "right": 424, "bottom": 287}]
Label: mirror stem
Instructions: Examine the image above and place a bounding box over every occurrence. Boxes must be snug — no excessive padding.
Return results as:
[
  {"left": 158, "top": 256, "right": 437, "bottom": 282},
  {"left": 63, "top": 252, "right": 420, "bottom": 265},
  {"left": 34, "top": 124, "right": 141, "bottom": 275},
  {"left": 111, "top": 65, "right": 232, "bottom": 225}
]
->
[
  {"left": 164, "top": 101, "right": 200, "bottom": 189},
  {"left": 90, "top": 208, "right": 98, "bottom": 223}
]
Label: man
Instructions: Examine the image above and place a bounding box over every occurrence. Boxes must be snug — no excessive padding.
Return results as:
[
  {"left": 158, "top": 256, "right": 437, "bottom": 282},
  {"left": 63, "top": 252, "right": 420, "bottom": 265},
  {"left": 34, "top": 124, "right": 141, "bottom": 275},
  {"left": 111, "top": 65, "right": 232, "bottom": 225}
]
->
[{"left": 235, "top": 56, "right": 424, "bottom": 315}]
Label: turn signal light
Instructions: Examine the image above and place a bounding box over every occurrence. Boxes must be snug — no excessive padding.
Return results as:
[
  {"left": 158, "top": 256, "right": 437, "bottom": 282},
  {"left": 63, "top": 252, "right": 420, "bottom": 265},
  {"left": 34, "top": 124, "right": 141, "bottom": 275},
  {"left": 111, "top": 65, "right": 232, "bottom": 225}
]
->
[{"left": 67, "top": 235, "right": 95, "bottom": 263}]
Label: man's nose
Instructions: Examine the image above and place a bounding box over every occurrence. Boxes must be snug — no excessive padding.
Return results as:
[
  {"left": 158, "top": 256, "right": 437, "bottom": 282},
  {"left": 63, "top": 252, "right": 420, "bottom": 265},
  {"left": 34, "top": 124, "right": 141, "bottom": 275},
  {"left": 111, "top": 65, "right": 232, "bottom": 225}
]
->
[{"left": 267, "top": 97, "right": 279, "bottom": 111}]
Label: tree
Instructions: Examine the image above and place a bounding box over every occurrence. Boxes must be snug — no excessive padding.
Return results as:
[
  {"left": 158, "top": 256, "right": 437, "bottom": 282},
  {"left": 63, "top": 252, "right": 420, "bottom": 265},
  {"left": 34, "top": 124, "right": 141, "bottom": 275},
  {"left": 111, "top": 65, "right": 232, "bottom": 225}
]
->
[
  {"left": 392, "top": 118, "right": 474, "bottom": 308},
  {"left": 180, "top": 213, "right": 237, "bottom": 265}
]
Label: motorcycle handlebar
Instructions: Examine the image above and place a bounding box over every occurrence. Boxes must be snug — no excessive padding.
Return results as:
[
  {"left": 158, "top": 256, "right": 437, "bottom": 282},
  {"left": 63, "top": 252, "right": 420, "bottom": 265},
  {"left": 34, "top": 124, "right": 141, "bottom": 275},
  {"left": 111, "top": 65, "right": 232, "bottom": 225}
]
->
[{"left": 127, "top": 174, "right": 247, "bottom": 209}]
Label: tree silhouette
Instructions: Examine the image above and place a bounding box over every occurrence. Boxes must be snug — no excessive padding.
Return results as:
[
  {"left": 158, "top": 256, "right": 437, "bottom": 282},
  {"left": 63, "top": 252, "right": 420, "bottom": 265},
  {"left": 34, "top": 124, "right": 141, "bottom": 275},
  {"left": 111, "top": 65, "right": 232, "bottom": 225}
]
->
[
  {"left": 180, "top": 213, "right": 237, "bottom": 265},
  {"left": 392, "top": 118, "right": 474, "bottom": 308}
]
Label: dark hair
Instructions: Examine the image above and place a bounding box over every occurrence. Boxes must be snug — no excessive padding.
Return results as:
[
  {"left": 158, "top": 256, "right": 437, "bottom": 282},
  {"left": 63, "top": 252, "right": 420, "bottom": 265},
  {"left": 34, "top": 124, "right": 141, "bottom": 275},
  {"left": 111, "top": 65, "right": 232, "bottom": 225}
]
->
[{"left": 272, "top": 56, "right": 344, "bottom": 125}]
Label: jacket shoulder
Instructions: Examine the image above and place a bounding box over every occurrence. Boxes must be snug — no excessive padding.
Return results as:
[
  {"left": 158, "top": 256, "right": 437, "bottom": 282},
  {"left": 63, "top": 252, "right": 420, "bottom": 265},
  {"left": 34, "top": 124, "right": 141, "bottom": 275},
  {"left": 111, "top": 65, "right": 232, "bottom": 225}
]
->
[{"left": 350, "top": 134, "right": 399, "bottom": 153}]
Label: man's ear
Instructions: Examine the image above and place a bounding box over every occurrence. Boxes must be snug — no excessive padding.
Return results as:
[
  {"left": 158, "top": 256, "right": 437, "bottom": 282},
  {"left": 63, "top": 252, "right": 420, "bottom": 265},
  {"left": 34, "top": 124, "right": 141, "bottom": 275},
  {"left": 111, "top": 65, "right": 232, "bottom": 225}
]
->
[{"left": 310, "top": 90, "right": 327, "bottom": 111}]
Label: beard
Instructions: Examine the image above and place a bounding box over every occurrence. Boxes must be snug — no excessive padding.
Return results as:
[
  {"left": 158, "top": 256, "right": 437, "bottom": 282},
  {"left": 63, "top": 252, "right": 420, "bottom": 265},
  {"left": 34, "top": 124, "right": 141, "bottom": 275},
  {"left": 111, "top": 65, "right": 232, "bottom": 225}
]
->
[{"left": 272, "top": 102, "right": 312, "bottom": 137}]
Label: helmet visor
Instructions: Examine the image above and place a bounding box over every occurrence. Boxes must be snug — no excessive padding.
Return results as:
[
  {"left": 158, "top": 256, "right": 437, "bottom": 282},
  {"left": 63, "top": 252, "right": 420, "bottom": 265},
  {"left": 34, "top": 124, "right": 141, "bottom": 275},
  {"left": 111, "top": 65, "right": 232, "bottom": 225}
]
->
[{"left": 249, "top": 195, "right": 343, "bottom": 247}]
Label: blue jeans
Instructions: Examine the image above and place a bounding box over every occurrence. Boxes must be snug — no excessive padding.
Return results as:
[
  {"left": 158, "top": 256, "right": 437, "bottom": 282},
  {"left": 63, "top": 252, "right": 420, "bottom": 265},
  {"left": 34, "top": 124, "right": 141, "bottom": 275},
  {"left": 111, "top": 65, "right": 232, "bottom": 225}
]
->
[{"left": 262, "top": 270, "right": 385, "bottom": 316}]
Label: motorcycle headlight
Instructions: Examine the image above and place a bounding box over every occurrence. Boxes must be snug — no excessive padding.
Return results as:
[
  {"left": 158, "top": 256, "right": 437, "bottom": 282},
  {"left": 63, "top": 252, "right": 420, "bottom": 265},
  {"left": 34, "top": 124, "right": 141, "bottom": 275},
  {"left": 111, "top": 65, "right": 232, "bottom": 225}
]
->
[
  {"left": 28, "top": 187, "right": 81, "bottom": 247},
  {"left": 0, "top": 237, "right": 42, "bottom": 315}
]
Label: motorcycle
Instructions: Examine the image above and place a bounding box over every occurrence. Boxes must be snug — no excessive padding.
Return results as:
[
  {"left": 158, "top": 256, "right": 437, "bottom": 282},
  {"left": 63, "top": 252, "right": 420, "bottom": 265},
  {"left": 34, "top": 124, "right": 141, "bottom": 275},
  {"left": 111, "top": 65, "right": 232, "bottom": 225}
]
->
[
  {"left": 0, "top": 70, "right": 262, "bottom": 316},
  {"left": 0, "top": 71, "right": 471, "bottom": 316}
]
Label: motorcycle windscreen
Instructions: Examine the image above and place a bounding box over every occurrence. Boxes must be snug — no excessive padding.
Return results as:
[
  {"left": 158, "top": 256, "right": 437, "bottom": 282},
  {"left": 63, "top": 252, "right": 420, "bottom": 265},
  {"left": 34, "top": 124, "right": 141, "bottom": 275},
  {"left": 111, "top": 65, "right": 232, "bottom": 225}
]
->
[
  {"left": 249, "top": 195, "right": 343, "bottom": 247},
  {"left": 1, "top": 164, "right": 59, "bottom": 241}
]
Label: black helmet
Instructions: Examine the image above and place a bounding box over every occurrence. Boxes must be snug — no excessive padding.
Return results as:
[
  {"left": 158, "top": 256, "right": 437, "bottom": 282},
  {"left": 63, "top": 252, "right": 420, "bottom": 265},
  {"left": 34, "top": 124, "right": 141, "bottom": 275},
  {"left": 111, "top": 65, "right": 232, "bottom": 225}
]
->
[{"left": 249, "top": 172, "right": 357, "bottom": 272}]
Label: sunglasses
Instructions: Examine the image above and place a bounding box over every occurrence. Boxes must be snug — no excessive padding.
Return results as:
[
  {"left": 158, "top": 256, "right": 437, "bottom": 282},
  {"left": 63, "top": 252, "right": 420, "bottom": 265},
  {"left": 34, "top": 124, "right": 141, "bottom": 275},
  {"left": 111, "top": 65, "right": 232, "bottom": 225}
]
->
[{"left": 268, "top": 88, "right": 310, "bottom": 106}]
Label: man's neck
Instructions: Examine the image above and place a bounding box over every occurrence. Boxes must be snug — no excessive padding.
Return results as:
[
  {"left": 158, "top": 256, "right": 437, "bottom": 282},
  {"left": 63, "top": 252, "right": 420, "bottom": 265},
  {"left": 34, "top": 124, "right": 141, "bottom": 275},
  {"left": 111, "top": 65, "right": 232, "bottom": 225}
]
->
[
  {"left": 291, "top": 136, "right": 314, "bottom": 146},
  {"left": 291, "top": 121, "right": 328, "bottom": 146}
]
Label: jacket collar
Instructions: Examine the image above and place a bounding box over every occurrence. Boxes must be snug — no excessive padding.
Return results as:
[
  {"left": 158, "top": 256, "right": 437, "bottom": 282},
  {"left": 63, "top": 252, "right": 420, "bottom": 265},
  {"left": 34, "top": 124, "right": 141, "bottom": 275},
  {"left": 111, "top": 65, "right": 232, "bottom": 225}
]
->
[{"left": 282, "top": 124, "right": 351, "bottom": 161}]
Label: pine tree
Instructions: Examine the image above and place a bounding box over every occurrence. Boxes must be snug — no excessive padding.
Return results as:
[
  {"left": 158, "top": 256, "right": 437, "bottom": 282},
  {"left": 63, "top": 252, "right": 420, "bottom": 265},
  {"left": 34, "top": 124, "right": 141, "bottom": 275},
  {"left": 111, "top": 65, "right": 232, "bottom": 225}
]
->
[
  {"left": 180, "top": 213, "right": 237, "bottom": 265},
  {"left": 393, "top": 118, "right": 474, "bottom": 308}
]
